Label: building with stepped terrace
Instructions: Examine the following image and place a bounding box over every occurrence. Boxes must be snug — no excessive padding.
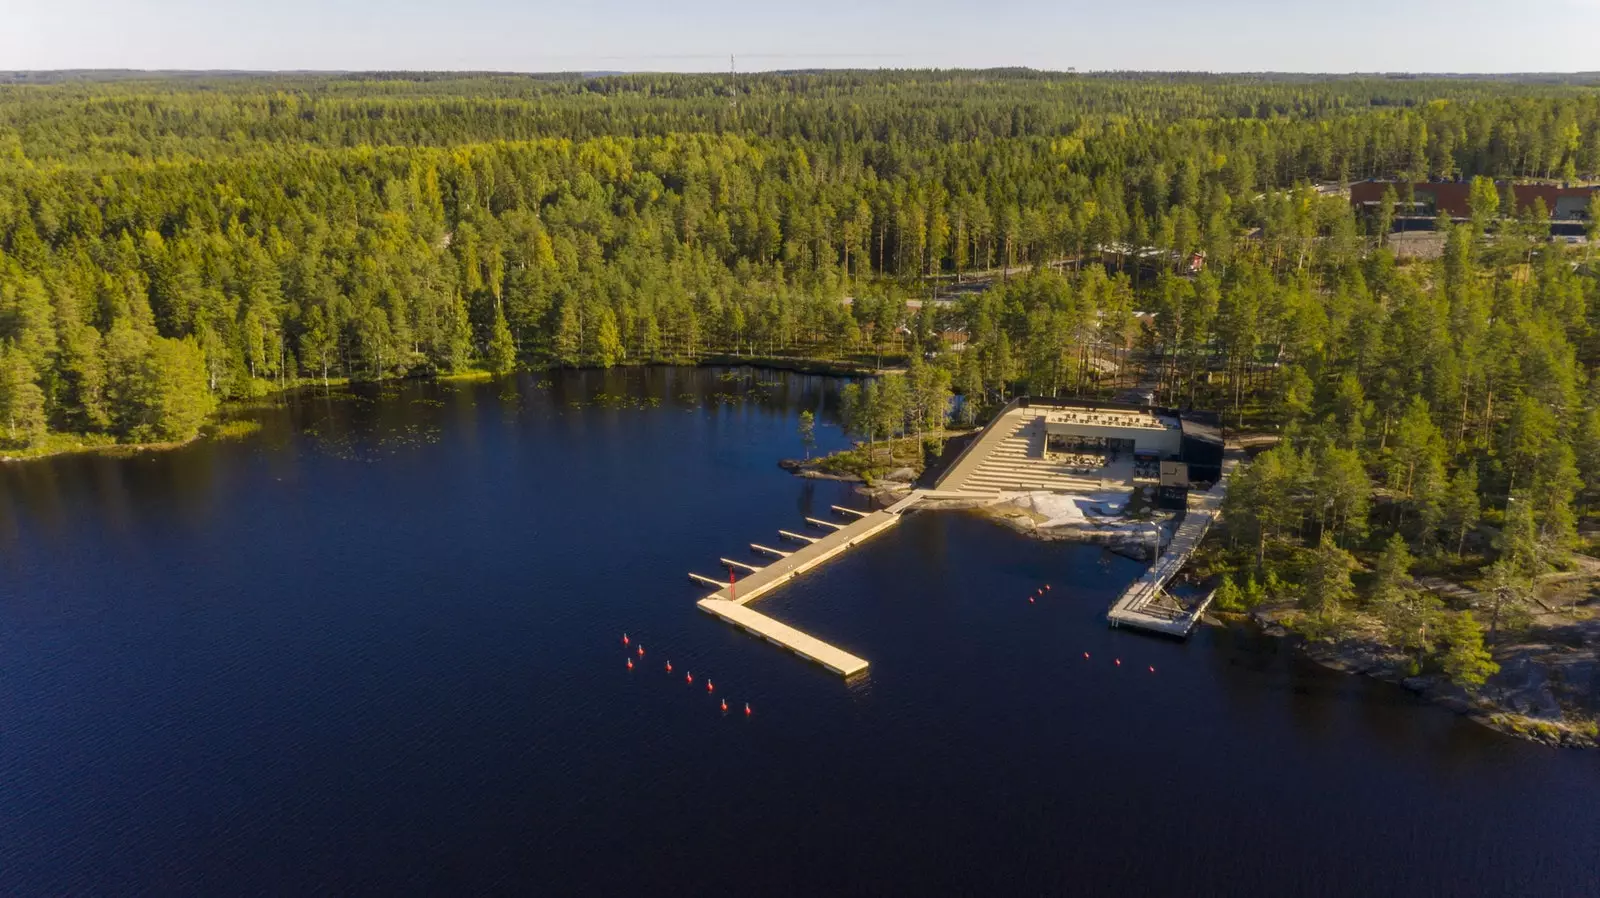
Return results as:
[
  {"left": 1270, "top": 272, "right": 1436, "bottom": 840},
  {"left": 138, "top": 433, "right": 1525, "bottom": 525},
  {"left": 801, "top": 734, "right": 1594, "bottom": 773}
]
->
[{"left": 937, "top": 398, "right": 1223, "bottom": 501}]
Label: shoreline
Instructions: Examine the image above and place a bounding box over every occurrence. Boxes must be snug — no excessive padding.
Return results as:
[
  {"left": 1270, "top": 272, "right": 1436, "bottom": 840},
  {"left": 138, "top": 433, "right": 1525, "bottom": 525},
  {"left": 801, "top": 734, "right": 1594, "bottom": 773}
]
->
[
  {"left": 1, "top": 357, "right": 890, "bottom": 465},
  {"left": 824, "top": 465, "right": 1600, "bottom": 751},
  {"left": 842, "top": 473, "right": 1172, "bottom": 563},
  {"left": 1221, "top": 607, "right": 1599, "bottom": 749}
]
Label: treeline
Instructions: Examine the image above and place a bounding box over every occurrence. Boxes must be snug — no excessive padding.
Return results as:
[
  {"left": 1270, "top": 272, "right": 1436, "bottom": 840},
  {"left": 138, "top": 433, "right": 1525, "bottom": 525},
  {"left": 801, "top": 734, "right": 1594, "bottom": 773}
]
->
[
  {"left": 1, "top": 72, "right": 1599, "bottom": 457},
  {"left": 1201, "top": 206, "right": 1600, "bottom": 687},
  {"left": 5, "top": 71, "right": 1600, "bottom": 176}
]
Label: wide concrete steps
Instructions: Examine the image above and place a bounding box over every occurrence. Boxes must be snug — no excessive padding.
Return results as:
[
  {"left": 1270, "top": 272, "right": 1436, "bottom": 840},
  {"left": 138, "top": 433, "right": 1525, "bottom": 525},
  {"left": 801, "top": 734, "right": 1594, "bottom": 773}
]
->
[
  {"left": 974, "top": 459, "right": 1104, "bottom": 477},
  {"left": 962, "top": 475, "right": 1104, "bottom": 492}
]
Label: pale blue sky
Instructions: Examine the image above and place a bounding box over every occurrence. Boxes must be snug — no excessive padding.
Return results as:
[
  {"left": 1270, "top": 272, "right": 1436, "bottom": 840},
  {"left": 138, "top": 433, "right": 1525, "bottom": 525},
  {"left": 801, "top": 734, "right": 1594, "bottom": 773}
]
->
[{"left": 5, "top": 0, "right": 1600, "bottom": 73}]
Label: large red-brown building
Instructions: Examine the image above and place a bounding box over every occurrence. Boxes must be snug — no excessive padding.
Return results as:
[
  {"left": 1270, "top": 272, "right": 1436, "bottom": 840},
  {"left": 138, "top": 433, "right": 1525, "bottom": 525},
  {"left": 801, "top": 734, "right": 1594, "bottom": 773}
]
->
[{"left": 1350, "top": 180, "right": 1597, "bottom": 225}]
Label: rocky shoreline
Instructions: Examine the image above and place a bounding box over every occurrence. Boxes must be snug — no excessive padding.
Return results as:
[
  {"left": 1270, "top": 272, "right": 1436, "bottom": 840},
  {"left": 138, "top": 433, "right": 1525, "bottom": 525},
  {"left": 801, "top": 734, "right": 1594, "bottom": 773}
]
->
[{"left": 1241, "top": 606, "right": 1599, "bottom": 749}]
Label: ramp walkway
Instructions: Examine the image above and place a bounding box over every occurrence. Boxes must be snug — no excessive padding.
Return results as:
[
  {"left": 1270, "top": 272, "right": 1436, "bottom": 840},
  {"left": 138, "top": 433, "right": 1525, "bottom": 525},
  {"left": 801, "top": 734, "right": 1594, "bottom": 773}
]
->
[{"left": 1106, "top": 458, "right": 1237, "bottom": 636}]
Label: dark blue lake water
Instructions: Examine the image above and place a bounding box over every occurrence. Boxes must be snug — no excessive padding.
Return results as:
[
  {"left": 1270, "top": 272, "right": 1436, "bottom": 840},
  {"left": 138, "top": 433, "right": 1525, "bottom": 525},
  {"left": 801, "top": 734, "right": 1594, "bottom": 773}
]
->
[{"left": 1, "top": 368, "right": 1596, "bottom": 896}]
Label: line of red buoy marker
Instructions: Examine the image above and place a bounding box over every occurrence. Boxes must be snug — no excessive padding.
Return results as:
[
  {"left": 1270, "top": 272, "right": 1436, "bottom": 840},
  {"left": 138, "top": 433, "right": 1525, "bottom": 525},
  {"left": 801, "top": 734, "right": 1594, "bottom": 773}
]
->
[{"left": 623, "top": 635, "right": 751, "bottom": 715}]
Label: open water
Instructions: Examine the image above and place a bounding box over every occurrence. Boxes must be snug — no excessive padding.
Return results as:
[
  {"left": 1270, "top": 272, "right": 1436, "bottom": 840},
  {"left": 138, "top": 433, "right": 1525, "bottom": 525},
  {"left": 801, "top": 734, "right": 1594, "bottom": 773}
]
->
[{"left": 1, "top": 368, "right": 1596, "bottom": 895}]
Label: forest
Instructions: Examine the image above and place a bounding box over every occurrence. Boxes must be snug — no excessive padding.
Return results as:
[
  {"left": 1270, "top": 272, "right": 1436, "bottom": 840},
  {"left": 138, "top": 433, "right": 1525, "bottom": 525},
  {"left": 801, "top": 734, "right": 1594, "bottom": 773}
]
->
[{"left": 1, "top": 71, "right": 1599, "bottom": 678}]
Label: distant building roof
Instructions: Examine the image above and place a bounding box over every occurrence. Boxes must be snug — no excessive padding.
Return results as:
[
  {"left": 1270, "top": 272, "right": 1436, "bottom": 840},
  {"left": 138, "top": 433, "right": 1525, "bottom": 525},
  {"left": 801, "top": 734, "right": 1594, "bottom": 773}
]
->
[{"left": 1350, "top": 180, "right": 1598, "bottom": 220}]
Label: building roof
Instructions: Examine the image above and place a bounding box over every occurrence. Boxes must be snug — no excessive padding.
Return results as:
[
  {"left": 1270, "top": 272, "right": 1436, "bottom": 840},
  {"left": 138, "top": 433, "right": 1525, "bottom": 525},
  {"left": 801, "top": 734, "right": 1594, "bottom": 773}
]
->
[
  {"left": 1350, "top": 180, "right": 1598, "bottom": 220},
  {"left": 1178, "top": 414, "right": 1223, "bottom": 447}
]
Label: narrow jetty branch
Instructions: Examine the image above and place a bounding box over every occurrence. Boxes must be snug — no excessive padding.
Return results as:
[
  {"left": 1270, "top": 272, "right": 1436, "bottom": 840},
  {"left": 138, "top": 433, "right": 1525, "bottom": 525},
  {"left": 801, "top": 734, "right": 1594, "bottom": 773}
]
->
[
  {"left": 750, "top": 543, "right": 791, "bottom": 558},
  {"left": 805, "top": 516, "right": 845, "bottom": 530},
  {"left": 778, "top": 529, "right": 818, "bottom": 544},
  {"left": 831, "top": 505, "right": 870, "bottom": 518},
  {"left": 1106, "top": 457, "right": 1238, "bottom": 636},
  {"left": 696, "top": 599, "right": 869, "bottom": 677},
  {"left": 707, "top": 509, "right": 909, "bottom": 607},
  {"left": 689, "top": 572, "right": 725, "bottom": 589},
  {"left": 719, "top": 557, "right": 762, "bottom": 573}
]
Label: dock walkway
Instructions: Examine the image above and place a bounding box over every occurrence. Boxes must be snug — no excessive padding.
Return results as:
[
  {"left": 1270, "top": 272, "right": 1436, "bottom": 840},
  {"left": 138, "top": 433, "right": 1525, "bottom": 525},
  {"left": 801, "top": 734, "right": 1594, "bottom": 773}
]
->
[
  {"left": 696, "top": 493, "right": 938, "bottom": 676},
  {"left": 1106, "top": 457, "right": 1238, "bottom": 636},
  {"left": 695, "top": 601, "right": 871, "bottom": 676},
  {"left": 701, "top": 508, "right": 907, "bottom": 607}
]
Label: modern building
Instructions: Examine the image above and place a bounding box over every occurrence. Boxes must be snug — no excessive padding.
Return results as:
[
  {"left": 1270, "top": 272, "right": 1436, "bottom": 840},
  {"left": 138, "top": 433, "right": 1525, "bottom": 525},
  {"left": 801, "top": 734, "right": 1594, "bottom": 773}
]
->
[{"left": 1020, "top": 397, "right": 1224, "bottom": 504}]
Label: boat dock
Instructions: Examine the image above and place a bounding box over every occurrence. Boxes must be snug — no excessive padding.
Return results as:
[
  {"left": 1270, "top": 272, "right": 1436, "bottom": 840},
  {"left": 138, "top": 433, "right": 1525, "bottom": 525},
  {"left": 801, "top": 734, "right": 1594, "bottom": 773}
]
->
[
  {"left": 1106, "top": 458, "right": 1237, "bottom": 636},
  {"left": 694, "top": 501, "right": 914, "bottom": 677},
  {"left": 695, "top": 600, "right": 870, "bottom": 676},
  {"left": 694, "top": 488, "right": 992, "bottom": 676},
  {"left": 702, "top": 508, "right": 908, "bottom": 606}
]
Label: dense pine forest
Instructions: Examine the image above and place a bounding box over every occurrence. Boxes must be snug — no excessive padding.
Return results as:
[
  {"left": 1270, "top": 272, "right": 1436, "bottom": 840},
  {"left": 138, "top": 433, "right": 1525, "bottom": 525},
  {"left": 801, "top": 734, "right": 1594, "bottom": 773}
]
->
[{"left": 3, "top": 71, "right": 1597, "bottom": 438}]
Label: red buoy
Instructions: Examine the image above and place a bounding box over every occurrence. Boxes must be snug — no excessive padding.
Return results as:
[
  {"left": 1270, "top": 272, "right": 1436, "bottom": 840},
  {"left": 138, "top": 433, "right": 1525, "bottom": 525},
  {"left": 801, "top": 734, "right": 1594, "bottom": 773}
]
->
[
  {"left": 1083, "top": 652, "right": 1090, "bottom": 659},
  {"left": 666, "top": 661, "right": 673, "bottom": 672},
  {"left": 744, "top": 703, "right": 751, "bottom": 716},
  {"left": 1045, "top": 585, "right": 1051, "bottom": 591},
  {"left": 1148, "top": 666, "right": 1156, "bottom": 673},
  {"left": 706, "top": 680, "right": 714, "bottom": 693},
  {"left": 1115, "top": 659, "right": 1122, "bottom": 666},
  {"left": 1028, "top": 596, "right": 1035, "bottom": 603},
  {"left": 720, "top": 699, "right": 728, "bottom": 712},
  {"left": 637, "top": 645, "right": 644, "bottom": 657},
  {"left": 626, "top": 658, "right": 633, "bottom": 670},
  {"left": 686, "top": 672, "right": 693, "bottom": 684},
  {"left": 622, "top": 633, "right": 629, "bottom": 645}
]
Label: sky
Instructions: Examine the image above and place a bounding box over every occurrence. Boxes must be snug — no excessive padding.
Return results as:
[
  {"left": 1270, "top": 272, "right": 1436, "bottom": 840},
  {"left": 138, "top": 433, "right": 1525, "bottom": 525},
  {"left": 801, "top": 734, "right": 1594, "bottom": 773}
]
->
[{"left": 4, "top": 0, "right": 1600, "bottom": 74}]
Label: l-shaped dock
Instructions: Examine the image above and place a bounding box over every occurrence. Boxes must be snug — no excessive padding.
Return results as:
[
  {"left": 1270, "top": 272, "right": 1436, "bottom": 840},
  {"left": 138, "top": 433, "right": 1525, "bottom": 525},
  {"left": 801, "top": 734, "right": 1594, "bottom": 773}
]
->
[{"left": 693, "top": 489, "right": 980, "bottom": 677}]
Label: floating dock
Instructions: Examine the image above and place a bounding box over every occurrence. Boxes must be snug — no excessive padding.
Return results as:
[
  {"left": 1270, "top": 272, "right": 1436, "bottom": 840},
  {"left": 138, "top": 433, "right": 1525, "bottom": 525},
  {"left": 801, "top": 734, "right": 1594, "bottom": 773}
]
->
[
  {"left": 695, "top": 600, "right": 870, "bottom": 676},
  {"left": 695, "top": 501, "right": 920, "bottom": 677},
  {"left": 706, "top": 509, "right": 907, "bottom": 607}
]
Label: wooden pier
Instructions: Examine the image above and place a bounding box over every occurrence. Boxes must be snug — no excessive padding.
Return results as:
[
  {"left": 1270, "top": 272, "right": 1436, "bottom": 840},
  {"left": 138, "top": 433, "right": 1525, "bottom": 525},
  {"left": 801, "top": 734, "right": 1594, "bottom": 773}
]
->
[
  {"left": 1106, "top": 458, "right": 1237, "bottom": 636},
  {"left": 750, "top": 543, "right": 791, "bottom": 558},
  {"left": 695, "top": 500, "right": 922, "bottom": 677},
  {"left": 705, "top": 509, "right": 907, "bottom": 607},
  {"left": 778, "top": 529, "right": 818, "bottom": 544},
  {"left": 720, "top": 557, "right": 762, "bottom": 574},
  {"left": 695, "top": 600, "right": 870, "bottom": 676}
]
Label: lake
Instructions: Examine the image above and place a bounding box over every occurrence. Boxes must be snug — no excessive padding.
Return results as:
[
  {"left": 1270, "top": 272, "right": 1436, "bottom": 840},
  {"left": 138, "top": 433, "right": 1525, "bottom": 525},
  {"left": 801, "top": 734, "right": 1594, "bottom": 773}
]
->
[{"left": 1, "top": 367, "right": 1596, "bottom": 896}]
